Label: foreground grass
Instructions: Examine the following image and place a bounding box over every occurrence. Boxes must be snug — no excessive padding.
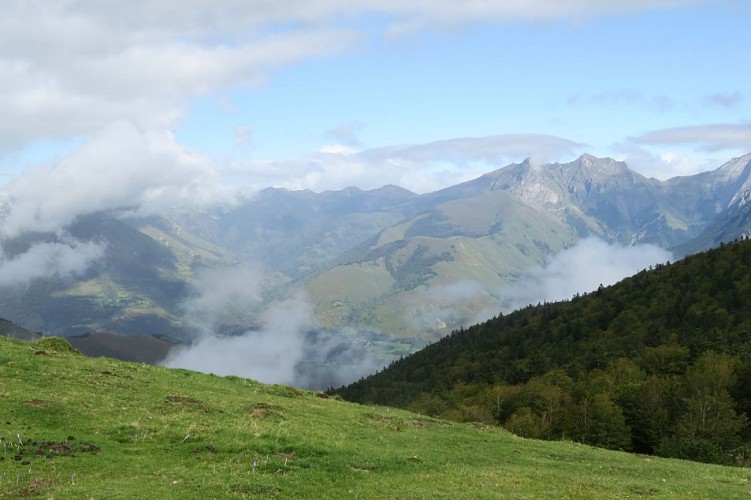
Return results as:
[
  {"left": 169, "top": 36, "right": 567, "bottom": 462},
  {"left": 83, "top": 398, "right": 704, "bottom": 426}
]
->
[{"left": 1, "top": 337, "right": 749, "bottom": 498}]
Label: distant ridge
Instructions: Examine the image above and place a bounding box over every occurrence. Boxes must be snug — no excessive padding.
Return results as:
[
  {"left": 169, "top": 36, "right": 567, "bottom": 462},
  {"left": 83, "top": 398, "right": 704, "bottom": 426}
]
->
[{"left": 2, "top": 153, "right": 751, "bottom": 352}]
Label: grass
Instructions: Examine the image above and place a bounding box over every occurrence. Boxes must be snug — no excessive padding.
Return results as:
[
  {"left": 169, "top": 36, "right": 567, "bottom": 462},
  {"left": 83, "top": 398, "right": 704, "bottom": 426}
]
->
[{"left": 1, "top": 336, "right": 750, "bottom": 498}]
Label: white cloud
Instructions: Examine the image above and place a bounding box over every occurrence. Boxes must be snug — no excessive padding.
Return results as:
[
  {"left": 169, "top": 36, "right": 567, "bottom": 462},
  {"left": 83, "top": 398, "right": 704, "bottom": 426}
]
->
[
  {"left": 0, "top": 1, "right": 717, "bottom": 152},
  {"left": 233, "top": 133, "right": 583, "bottom": 193},
  {"left": 612, "top": 142, "right": 720, "bottom": 179},
  {"left": 165, "top": 267, "right": 389, "bottom": 388},
  {"left": 500, "top": 237, "right": 672, "bottom": 310},
  {"left": 403, "top": 280, "right": 493, "bottom": 331},
  {"left": 0, "top": 1, "right": 357, "bottom": 151},
  {"left": 632, "top": 123, "right": 751, "bottom": 153},
  {"left": 0, "top": 238, "right": 106, "bottom": 288},
  {"left": 0, "top": 121, "right": 221, "bottom": 238},
  {"left": 180, "top": 265, "right": 266, "bottom": 336},
  {"left": 165, "top": 292, "right": 312, "bottom": 386}
]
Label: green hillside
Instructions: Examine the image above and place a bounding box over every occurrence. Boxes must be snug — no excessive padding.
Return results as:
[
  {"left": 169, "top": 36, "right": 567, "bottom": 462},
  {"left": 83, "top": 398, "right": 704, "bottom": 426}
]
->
[
  {"left": 1, "top": 337, "right": 750, "bottom": 498},
  {"left": 335, "top": 239, "right": 751, "bottom": 466},
  {"left": 307, "top": 190, "right": 578, "bottom": 338}
]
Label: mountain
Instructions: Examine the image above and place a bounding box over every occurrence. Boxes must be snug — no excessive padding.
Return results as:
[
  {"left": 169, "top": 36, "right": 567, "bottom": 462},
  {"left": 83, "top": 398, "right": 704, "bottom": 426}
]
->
[
  {"left": 165, "top": 185, "right": 419, "bottom": 278},
  {"left": 3, "top": 153, "right": 751, "bottom": 355},
  {"left": 670, "top": 154, "right": 751, "bottom": 256},
  {"left": 0, "top": 317, "right": 40, "bottom": 340},
  {"left": 334, "top": 238, "right": 751, "bottom": 465},
  {"left": 300, "top": 153, "right": 751, "bottom": 339},
  {"left": 0, "top": 213, "right": 196, "bottom": 338},
  {"left": 1, "top": 335, "right": 749, "bottom": 497}
]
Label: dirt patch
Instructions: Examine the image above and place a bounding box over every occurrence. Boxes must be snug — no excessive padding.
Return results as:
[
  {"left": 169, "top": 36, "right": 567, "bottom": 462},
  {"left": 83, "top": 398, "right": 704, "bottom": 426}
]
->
[
  {"left": 247, "top": 403, "right": 283, "bottom": 418},
  {"left": 166, "top": 395, "right": 201, "bottom": 404},
  {"left": 35, "top": 440, "right": 101, "bottom": 457},
  {"left": 6, "top": 436, "right": 100, "bottom": 464},
  {"left": 163, "top": 395, "right": 211, "bottom": 412},
  {"left": 9, "top": 477, "right": 59, "bottom": 497},
  {"left": 194, "top": 444, "right": 219, "bottom": 454},
  {"left": 23, "top": 399, "right": 52, "bottom": 409}
]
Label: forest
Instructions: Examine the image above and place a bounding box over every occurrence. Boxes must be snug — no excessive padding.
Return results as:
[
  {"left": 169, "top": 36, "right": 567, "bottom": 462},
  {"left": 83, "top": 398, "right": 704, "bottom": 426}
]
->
[{"left": 334, "top": 239, "right": 751, "bottom": 466}]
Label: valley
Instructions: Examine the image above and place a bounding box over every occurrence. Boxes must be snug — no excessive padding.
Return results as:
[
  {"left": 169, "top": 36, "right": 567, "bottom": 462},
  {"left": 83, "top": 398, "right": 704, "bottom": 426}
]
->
[{"left": 3, "top": 154, "right": 751, "bottom": 347}]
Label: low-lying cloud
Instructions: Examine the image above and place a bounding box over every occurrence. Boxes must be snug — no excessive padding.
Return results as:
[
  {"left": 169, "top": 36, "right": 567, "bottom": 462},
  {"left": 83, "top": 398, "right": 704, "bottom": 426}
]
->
[
  {"left": 165, "top": 291, "right": 312, "bottom": 387},
  {"left": 179, "top": 265, "right": 266, "bottom": 337},
  {"left": 0, "top": 237, "right": 106, "bottom": 288},
  {"left": 164, "top": 268, "right": 388, "bottom": 389},
  {"left": 404, "top": 280, "right": 492, "bottom": 331},
  {"left": 500, "top": 237, "right": 672, "bottom": 310}
]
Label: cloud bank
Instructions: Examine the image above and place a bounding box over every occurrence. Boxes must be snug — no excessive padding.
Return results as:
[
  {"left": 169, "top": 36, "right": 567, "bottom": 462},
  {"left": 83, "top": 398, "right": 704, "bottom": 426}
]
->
[
  {"left": 164, "top": 267, "right": 387, "bottom": 389},
  {"left": 165, "top": 292, "right": 312, "bottom": 387},
  {"left": 0, "top": 237, "right": 106, "bottom": 288},
  {"left": 500, "top": 237, "right": 673, "bottom": 310},
  {"left": 237, "top": 133, "right": 583, "bottom": 193},
  {"left": 0, "top": 121, "right": 220, "bottom": 239}
]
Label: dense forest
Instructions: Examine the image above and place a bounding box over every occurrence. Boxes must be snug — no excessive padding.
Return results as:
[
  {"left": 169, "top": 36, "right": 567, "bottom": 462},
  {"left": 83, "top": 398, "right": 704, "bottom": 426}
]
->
[{"left": 334, "top": 239, "right": 751, "bottom": 466}]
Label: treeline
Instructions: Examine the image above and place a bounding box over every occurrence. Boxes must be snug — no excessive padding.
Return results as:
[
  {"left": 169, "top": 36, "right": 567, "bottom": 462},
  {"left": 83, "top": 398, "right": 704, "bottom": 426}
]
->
[{"left": 334, "top": 239, "right": 751, "bottom": 465}]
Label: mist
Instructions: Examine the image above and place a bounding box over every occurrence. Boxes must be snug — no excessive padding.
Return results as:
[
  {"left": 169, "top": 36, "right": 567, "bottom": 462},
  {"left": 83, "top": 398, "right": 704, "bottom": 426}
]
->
[
  {"left": 0, "top": 237, "right": 106, "bottom": 288},
  {"left": 164, "top": 291, "right": 311, "bottom": 387},
  {"left": 163, "top": 266, "right": 389, "bottom": 389},
  {"left": 404, "top": 280, "right": 491, "bottom": 331},
  {"left": 499, "top": 237, "right": 673, "bottom": 310}
]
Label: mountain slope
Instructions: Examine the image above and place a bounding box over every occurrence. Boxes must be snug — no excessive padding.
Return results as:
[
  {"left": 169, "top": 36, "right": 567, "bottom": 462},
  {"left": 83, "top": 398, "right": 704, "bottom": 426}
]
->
[
  {"left": 306, "top": 189, "right": 578, "bottom": 338},
  {"left": 4, "top": 153, "right": 751, "bottom": 350},
  {"left": 0, "top": 213, "right": 194, "bottom": 338},
  {"left": 166, "top": 185, "right": 419, "bottom": 278},
  {"left": 1, "top": 335, "right": 749, "bottom": 498},
  {"left": 335, "top": 238, "right": 751, "bottom": 464}
]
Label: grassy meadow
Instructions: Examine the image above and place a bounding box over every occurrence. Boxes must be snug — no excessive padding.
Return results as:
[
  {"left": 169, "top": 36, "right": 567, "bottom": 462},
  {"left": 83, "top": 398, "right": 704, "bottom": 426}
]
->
[{"left": 1, "top": 336, "right": 749, "bottom": 498}]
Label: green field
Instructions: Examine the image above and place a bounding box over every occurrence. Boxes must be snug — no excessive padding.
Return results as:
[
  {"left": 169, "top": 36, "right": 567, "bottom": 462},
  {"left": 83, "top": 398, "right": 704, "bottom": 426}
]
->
[{"left": 1, "top": 336, "right": 749, "bottom": 498}]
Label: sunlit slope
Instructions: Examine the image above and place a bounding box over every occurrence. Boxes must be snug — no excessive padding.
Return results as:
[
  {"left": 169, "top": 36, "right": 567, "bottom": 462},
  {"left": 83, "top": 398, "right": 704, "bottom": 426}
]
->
[
  {"left": 307, "top": 190, "right": 578, "bottom": 338},
  {"left": 1, "top": 336, "right": 749, "bottom": 498}
]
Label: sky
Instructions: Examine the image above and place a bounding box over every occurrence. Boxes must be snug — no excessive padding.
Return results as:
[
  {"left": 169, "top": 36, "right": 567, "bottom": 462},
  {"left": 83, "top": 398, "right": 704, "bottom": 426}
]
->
[{"left": 0, "top": 0, "right": 750, "bottom": 200}]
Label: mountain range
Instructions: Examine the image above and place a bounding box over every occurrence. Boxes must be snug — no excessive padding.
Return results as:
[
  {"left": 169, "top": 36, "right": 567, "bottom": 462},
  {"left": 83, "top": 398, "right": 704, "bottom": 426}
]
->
[{"left": 2, "top": 152, "right": 751, "bottom": 360}]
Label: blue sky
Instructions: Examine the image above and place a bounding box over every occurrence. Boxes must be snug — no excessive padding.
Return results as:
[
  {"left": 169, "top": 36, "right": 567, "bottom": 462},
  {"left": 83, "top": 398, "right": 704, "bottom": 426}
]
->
[{"left": 0, "top": 0, "right": 750, "bottom": 202}]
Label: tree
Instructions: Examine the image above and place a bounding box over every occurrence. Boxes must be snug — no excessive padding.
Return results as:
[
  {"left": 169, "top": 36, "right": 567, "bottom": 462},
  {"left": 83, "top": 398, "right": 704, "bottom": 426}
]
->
[
  {"left": 660, "top": 351, "right": 749, "bottom": 464},
  {"left": 565, "top": 392, "right": 631, "bottom": 450}
]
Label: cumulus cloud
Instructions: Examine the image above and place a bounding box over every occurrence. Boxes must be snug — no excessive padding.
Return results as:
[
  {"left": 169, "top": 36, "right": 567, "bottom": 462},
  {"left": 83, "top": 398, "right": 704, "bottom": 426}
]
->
[
  {"left": 233, "top": 133, "right": 583, "bottom": 193},
  {"left": 500, "top": 237, "right": 672, "bottom": 310},
  {"left": 0, "top": 1, "right": 715, "bottom": 152},
  {"left": 0, "top": 2, "right": 357, "bottom": 151},
  {"left": 0, "top": 237, "right": 106, "bottom": 288},
  {"left": 0, "top": 121, "right": 221, "bottom": 238}
]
